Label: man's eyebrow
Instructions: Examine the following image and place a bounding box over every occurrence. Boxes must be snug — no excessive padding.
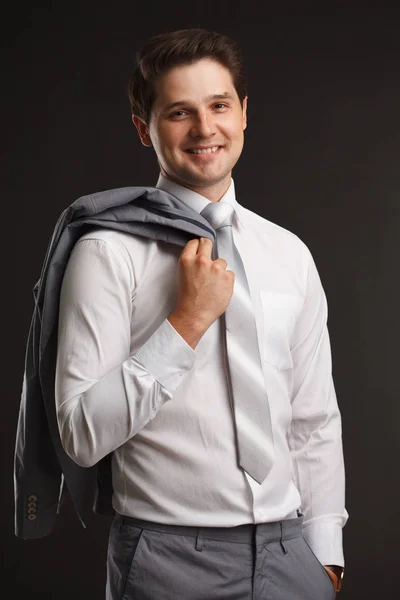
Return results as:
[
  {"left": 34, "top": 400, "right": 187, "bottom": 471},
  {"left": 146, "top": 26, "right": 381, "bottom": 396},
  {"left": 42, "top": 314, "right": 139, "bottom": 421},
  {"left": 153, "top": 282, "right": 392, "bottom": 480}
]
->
[{"left": 163, "top": 93, "right": 235, "bottom": 112}]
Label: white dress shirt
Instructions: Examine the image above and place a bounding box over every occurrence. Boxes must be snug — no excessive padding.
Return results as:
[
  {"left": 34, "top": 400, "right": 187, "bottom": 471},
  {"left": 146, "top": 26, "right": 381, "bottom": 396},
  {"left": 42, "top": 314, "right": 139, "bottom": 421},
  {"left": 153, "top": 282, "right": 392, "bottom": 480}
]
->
[{"left": 55, "top": 174, "right": 348, "bottom": 566}]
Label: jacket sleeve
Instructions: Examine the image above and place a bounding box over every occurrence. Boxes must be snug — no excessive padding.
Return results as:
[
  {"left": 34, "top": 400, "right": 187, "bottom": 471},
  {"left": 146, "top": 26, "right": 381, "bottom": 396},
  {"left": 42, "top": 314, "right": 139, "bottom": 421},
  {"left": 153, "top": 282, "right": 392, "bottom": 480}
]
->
[
  {"left": 55, "top": 237, "right": 196, "bottom": 468},
  {"left": 14, "top": 281, "right": 64, "bottom": 539}
]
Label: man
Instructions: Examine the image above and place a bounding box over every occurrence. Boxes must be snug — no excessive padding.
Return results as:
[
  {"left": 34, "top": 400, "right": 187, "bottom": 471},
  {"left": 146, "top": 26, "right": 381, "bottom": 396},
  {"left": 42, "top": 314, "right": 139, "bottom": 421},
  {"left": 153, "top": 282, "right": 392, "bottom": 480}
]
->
[{"left": 55, "top": 29, "right": 347, "bottom": 598}]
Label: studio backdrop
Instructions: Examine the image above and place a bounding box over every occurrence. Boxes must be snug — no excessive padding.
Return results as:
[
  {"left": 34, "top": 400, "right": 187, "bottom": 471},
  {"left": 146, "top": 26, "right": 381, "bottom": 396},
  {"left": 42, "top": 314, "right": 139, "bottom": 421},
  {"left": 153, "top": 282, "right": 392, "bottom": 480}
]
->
[{"left": 5, "top": 4, "right": 400, "bottom": 599}]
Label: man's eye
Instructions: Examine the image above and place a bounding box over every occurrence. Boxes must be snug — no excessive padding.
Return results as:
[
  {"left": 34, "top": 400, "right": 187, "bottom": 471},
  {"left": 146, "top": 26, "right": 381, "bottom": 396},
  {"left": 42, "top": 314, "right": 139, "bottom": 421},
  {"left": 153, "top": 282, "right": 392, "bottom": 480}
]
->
[
  {"left": 214, "top": 103, "right": 227, "bottom": 109},
  {"left": 171, "top": 110, "right": 186, "bottom": 117}
]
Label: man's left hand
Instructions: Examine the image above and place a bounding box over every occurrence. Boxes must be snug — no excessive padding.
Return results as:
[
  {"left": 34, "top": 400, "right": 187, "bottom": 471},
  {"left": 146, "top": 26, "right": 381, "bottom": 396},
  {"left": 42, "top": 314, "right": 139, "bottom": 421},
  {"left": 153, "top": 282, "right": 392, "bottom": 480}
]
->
[{"left": 323, "top": 566, "right": 338, "bottom": 597}]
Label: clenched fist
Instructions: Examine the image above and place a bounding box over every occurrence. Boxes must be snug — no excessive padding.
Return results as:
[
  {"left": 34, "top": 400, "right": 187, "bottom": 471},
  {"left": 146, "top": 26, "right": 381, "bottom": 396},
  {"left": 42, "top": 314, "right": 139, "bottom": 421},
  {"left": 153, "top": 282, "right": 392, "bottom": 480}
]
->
[{"left": 168, "top": 237, "right": 235, "bottom": 349}]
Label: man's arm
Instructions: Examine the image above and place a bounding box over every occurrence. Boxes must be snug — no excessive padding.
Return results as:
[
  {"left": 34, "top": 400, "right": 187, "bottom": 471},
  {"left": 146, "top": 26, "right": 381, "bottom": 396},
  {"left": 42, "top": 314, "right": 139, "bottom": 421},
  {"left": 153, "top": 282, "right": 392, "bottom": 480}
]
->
[
  {"left": 289, "top": 244, "right": 348, "bottom": 568},
  {"left": 55, "top": 237, "right": 197, "bottom": 468}
]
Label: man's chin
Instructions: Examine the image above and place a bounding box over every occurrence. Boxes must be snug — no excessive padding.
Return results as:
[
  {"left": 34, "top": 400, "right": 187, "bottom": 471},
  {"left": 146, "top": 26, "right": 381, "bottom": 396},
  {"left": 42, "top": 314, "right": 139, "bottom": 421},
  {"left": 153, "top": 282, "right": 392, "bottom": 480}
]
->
[{"left": 178, "top": 169, "right": 231, "bottom": 189}]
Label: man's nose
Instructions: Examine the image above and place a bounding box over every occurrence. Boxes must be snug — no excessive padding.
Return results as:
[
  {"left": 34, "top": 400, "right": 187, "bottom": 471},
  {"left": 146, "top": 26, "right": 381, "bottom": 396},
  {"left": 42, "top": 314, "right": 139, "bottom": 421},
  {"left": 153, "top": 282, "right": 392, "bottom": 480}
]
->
[{"left": 190, "top": 112, "right": 216, "bottom": 138}]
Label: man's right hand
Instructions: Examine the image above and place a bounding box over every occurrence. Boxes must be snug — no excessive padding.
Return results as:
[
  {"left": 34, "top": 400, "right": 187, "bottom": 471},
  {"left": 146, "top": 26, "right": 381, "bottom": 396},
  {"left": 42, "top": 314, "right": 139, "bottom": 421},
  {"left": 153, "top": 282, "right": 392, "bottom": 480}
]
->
[{"left": 168, "top": 237, "right": 235, "bottom": 346}]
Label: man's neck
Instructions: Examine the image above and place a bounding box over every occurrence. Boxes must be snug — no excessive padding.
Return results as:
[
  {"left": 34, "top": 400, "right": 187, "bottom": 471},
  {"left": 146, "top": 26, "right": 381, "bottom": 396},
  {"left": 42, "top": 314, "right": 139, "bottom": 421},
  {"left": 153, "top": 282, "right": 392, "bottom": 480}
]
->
[{"left": 161, "top": 171, "right": 231, "bottom": 203}]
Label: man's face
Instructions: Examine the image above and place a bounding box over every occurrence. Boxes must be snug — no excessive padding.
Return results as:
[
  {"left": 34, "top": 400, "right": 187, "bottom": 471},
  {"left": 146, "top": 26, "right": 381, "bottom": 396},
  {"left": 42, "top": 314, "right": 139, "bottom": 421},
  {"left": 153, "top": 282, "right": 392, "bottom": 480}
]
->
[{"left": 133, "top": 59, "right": 247, "bottom": 196}]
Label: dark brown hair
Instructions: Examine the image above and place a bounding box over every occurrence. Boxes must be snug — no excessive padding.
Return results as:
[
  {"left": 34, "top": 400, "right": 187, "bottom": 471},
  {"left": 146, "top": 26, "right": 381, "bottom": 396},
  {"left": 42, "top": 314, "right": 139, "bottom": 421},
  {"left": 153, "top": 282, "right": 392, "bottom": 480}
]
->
[{"left": 127, "top": 28, "right": 247, "bottom": 124}]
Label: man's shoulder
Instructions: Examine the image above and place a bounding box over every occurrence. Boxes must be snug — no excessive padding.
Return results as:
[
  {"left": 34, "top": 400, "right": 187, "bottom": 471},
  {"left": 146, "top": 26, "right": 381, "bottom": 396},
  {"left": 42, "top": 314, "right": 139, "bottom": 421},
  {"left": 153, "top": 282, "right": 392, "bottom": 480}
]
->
[
  {"left": 238, "top": 203, "right": 311, "bottom": 257},
  {"left": 74, "top": 184, "right": 153, "bottom": 205},
  {"left": 75, "top": 228, "right": 147, "bottom": 269}
]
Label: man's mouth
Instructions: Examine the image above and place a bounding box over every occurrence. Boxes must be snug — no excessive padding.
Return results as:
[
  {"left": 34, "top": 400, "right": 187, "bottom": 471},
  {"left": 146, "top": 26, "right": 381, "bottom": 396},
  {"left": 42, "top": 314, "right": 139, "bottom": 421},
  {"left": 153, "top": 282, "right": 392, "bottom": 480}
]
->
[{"left": 185, "top": 146, "right": 223, "bottom": 155}]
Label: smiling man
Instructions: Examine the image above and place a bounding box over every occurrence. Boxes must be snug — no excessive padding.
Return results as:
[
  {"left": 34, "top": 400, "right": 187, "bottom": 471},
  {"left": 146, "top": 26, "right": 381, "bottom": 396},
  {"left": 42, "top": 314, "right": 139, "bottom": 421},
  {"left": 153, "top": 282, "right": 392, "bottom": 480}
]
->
[{"left": 55, "top": 29, "right": 347, "bottom": 599}]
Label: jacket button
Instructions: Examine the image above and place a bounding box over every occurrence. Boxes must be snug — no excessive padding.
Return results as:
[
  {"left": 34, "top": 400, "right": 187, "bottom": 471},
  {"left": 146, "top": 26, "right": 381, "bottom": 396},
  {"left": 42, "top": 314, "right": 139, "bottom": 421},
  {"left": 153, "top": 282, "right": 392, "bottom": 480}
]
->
[
  {"left": 28, "top": 495, "right": 38, "bottom": 502},
  {"left": 28, "top": 514, "right": 37, "bottom": 520}
]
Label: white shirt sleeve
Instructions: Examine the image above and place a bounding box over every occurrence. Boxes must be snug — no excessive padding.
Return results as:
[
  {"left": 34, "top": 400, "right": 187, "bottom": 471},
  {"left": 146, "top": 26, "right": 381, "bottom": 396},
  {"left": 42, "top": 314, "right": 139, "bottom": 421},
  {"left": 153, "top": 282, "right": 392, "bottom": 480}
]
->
[
  {"left": 289, "top": 245, "right": 348, "bottom": 567},
  {"left": 55, "top": 237, "right": 196, "bottom": 468}
]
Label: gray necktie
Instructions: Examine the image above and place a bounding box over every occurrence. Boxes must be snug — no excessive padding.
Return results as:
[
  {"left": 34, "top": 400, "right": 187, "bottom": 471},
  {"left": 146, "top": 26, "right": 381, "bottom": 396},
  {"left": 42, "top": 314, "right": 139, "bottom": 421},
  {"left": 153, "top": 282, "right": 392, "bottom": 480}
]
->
[{"left": 200, "top": 201, "right": 275, "bottom": 484}]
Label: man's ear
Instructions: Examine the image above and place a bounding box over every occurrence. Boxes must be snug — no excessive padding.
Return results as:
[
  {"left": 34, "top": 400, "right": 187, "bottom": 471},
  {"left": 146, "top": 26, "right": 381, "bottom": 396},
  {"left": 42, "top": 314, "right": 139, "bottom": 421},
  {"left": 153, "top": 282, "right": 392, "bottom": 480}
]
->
[
  {"left": 132, "top": 115, "right": 153, "bottom": 147},
  {"left": 242, "top": 96, "right": 248, "bottom": 131}
]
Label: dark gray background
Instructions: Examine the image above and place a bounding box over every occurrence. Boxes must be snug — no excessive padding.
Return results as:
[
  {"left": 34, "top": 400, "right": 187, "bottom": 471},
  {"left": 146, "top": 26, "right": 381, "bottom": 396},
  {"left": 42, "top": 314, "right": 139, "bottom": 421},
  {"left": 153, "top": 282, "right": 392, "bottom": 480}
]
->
[{"left": 4, "top": 3, "right": 400, "bottom": 598}]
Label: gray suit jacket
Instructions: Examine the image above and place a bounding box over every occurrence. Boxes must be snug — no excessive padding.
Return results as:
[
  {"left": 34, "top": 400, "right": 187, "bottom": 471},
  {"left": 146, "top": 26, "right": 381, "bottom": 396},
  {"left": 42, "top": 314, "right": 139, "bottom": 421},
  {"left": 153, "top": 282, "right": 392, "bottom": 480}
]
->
[{"left": 14, "top": 186, "right": 216, "bottom": 539}]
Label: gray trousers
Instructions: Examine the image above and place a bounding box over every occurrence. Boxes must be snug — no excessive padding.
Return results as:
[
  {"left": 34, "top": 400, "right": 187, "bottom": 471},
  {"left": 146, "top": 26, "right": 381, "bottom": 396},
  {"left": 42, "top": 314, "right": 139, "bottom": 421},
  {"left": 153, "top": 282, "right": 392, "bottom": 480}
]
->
[{"left": 105, "top": 512, "right": 335, "bottom": 599}]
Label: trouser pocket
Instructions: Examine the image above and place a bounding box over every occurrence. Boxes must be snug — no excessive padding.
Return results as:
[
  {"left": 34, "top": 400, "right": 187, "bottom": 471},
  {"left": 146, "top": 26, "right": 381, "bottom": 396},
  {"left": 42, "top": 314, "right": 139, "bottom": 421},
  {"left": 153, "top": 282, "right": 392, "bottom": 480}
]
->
[
  {"left": 300, "top": 537, "right": 336, "bottom": 599},
  {"left": 105, "top": 515, "right": 144, "bottom": 600},
  {"left": 261, "top": 535, "right": 336, "bottom": 600}
]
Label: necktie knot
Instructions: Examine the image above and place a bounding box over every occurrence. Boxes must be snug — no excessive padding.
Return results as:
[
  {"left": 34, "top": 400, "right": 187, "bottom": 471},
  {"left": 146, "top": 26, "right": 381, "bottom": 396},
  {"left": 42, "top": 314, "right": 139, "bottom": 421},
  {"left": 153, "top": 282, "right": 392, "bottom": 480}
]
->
[{"left": 200, "top": 201, "right": 234, "bottom": 231}]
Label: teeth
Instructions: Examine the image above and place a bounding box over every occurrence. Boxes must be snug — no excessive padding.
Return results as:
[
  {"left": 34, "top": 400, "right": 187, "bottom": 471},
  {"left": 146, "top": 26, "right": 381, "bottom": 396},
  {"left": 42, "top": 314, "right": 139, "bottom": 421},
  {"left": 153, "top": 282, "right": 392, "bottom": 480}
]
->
[{"left": 188, "top": 146, "right": 220, "bottom": 154}]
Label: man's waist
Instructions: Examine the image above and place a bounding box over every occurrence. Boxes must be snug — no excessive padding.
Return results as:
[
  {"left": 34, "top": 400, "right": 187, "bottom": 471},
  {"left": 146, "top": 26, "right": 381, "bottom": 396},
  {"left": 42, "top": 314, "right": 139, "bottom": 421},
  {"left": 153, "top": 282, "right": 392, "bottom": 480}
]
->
[{"left": 113, "top": 510, "right": 303, "bottom": 544}]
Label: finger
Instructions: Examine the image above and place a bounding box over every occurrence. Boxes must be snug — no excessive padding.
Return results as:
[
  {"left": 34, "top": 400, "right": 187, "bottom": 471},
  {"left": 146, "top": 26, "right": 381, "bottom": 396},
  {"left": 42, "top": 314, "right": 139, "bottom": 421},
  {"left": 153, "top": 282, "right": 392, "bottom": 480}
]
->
[
  {"left": 214, "top": 257, "right": 227, "bottom": 269},
  {"left": 181, "top": 238, "right": 200, "bottom": 258},
  {"left": 196, "top": 237, "right": 213, "bottom": 257}
]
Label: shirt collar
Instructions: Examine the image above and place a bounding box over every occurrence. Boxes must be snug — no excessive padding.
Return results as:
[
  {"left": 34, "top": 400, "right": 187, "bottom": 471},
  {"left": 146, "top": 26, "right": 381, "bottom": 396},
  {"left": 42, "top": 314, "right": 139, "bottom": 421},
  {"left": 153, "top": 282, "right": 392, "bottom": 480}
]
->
[{"left": 155, "top": 173, "right": 245, "bottom": 228}]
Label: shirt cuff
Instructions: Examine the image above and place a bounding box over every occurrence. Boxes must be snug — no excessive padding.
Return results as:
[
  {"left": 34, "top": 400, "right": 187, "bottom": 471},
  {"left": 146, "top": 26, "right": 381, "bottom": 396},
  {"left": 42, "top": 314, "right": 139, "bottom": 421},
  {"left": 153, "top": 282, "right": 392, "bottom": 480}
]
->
[
  {"left": 302, "top": 516, "right": 345, "bottom": 567},
  {"left": 135, "top": 318, "right": 196, "bottom": 394}
]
